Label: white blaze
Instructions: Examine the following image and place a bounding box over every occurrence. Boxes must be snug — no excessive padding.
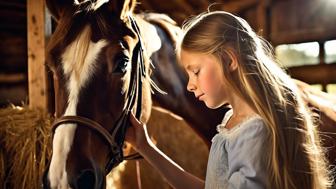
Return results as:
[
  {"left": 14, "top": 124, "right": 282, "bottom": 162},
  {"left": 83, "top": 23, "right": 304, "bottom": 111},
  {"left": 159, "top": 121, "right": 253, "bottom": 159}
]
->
[{"left": 48, "top": 25, "right": 107, "bottom": 189}]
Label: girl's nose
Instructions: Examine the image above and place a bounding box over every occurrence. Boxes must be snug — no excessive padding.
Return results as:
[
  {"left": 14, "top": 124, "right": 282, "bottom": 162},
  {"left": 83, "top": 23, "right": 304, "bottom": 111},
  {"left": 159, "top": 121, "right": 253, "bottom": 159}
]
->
[{"left": 187, "top": 80, "right": 196, "bottom": 92}]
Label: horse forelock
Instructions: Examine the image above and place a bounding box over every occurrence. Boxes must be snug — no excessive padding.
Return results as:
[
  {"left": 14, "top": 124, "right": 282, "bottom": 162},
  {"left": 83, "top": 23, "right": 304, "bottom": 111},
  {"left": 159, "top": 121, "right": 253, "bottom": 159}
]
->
[{"left": 74, "top": 0, "right": 109, "bottom": 12}]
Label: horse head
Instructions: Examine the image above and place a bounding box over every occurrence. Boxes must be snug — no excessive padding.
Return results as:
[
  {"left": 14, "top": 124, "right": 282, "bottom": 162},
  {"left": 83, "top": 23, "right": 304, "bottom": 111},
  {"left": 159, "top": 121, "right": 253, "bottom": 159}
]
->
[{"left": 43, "top": 0, "right": 152, "bottom": 188}]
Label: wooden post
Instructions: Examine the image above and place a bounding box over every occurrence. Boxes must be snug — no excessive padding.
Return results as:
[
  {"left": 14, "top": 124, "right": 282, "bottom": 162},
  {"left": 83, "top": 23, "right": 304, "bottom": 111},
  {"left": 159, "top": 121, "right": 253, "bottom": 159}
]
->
[
  {"left": 27, "top": 0, "right": 51, "bottom": 109},
  {"left": 222, "top": 0, "right": 259, "bottom": 13},
  {"left": 257, "top": 0, "right": 268, "bottom": 39}
]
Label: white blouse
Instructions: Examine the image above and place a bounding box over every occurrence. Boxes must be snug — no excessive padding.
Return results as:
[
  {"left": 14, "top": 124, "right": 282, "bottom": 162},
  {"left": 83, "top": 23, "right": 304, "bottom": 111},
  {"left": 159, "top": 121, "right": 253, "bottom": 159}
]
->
[{"left": 205, "top": 109, "right": 270, "bottom": 189}]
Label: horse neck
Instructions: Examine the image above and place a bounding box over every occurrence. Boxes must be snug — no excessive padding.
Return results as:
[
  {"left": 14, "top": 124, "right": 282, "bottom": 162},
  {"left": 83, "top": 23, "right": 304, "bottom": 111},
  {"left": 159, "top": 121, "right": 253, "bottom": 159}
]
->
[{"left": 152, "top": 89, "right": 228, "bottom": 146}]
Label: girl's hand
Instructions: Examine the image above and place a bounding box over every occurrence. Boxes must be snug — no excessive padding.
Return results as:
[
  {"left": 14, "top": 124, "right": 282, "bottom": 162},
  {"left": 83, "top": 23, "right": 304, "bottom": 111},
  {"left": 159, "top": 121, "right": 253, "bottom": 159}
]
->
[{"left": 125, "top": 113, "right": 151, "bottom": 153}]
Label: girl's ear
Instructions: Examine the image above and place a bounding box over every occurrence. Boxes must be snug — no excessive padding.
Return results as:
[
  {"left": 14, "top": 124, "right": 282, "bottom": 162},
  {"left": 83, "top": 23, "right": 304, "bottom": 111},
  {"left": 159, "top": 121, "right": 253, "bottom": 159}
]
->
[{"left": 225, "top": 49, "right": 239, "bottom": 72}]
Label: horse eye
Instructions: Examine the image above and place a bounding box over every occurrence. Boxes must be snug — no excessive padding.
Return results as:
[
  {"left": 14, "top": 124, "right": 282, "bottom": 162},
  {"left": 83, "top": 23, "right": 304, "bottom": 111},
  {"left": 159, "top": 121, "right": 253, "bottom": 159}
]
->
[{"left": 113, "top": 54, "right": 130, "bottom": 74}]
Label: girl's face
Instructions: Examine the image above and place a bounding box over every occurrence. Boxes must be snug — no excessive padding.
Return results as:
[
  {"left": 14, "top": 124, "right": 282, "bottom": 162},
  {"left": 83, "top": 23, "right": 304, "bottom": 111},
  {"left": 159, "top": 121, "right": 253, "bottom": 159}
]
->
[{"left": 180, "top": 50, "right": 231, "bottom": 109}]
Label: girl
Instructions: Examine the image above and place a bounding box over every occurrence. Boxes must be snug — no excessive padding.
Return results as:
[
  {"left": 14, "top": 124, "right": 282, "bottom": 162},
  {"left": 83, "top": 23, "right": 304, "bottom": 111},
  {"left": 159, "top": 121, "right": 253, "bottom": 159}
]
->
[{"left": 126, "top": 11, "right": 333, "bottom": 189}]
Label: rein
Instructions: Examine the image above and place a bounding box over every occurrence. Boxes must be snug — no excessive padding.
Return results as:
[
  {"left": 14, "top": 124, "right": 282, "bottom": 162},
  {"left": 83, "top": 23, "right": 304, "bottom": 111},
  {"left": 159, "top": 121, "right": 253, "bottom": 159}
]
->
[{"left": 51, "top": 15, "right": 145, "bottom": 174}]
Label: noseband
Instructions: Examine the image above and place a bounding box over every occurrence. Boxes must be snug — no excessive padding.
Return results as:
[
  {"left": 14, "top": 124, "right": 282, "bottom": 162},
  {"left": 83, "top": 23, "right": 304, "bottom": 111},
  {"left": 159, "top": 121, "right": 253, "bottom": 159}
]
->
[{"left": 51, "top": 15, "right": 145, "bottom": 174}]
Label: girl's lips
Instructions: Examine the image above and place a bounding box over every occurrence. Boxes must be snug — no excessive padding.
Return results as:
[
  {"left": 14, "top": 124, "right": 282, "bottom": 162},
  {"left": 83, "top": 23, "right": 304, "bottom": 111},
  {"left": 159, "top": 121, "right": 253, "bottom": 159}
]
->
[{"left": 197, "top": 94, "right": 204, "bottom": 100}]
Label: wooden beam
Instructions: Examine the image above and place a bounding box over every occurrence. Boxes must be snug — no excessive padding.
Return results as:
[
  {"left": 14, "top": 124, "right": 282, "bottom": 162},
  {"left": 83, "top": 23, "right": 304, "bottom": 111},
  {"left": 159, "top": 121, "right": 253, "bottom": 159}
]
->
[
  {"left": 27, "top": 0, "right": 50, "bottom": 109},
  {"left": 271, "top": 29, "right": 336, "bottom": 46},
  {"left": 221, "top": 0, "right": 259, "bottom": 14},
  {"left": 0, "top": 85, "right": 27, "bottom": 105},
  {"left": 0, "top": 73, "right": 26, "bottom": 84},
  {"left": 270, "top": 0, "right": 336, "bottom": 45},
  {"left": 256, "top": 0, "right": 270, "bottom": 39},
  {"left": 287, "top": 63, "right": 336, "bottom": 85},
  {"left": 0, "top": 1, "right": 26, "bottom": 10},
  {"left": 185, "top": 0, "right": 208, "bottom": 12},
  {"left": 170, "top": 0, "right": 194, "bottom": 16}
]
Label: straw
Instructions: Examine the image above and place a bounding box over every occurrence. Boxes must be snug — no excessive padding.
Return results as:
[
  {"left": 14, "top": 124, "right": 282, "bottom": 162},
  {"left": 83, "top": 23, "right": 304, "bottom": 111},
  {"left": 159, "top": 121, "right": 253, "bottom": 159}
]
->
[{"left": 0, "top": 105, "right": 53, "bottom": 189}]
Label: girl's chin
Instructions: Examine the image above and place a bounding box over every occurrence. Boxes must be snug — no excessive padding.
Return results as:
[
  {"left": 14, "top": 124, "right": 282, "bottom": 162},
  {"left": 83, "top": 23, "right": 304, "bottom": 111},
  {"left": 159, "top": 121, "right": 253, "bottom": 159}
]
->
[
  {"left": 204, "top": 102, "right": 222, "bottom": 109},
  {"left": 204, "top": 100, "right": 226, "bottom": 109}
]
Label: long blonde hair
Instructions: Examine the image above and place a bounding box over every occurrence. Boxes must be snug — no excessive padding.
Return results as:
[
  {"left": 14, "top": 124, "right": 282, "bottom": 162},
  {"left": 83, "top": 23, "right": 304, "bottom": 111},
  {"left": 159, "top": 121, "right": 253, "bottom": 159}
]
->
[{"left": 177, "top": 11, "right": 333, "bottom": 189}]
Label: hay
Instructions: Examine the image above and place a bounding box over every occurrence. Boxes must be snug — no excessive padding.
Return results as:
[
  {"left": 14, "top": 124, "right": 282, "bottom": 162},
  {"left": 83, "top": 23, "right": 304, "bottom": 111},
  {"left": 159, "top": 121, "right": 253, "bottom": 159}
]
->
[
  {"left": 0, "top": 144, "right": 5, "bottom": 188},
  {"left": 0, "top": 105, "right": 52, "bottom": 189}
]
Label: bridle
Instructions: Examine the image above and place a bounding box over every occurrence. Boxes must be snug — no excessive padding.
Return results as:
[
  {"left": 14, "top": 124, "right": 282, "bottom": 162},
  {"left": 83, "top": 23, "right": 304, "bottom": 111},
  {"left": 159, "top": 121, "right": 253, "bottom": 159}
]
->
[{"left": 51, "top": 15, "right": 145, "bottom": 174}]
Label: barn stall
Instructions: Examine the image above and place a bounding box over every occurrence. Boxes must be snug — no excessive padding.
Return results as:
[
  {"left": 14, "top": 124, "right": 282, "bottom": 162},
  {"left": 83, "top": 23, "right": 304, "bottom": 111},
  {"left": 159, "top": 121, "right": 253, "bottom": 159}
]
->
[{"left": 0, "top": 0, "right": 336, "bottom": 188}]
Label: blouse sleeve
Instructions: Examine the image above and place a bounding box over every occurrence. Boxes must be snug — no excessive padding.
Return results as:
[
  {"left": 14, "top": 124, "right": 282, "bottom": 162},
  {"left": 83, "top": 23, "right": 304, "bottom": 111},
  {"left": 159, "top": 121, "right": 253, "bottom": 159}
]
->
[{"left": 227, "top": 119, "right": 270, "bottom": 189}]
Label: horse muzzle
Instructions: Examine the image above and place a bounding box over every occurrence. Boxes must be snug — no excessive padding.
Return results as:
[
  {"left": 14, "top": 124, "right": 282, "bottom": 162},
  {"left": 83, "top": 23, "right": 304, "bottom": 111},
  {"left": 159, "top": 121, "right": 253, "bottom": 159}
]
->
[{"left": 42, "top": 165, "right": 106, "bottom": 189}]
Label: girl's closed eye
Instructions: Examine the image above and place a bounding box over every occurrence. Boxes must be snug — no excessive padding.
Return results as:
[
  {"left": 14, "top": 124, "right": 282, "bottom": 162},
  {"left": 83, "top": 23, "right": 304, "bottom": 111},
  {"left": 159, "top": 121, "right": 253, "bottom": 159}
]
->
[{"left": 192, "top": 69, "right": 200, "bottom": 75}]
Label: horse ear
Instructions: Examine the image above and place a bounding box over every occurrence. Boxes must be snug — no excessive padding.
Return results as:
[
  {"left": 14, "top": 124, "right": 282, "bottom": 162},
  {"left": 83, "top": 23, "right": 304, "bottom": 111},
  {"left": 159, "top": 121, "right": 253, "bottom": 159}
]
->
[
  {"left": 45, "top": 0, "right": 74, "bottom": 21},
  {"left": 108, "top": 0, "right": 137, "bottom": 20}
]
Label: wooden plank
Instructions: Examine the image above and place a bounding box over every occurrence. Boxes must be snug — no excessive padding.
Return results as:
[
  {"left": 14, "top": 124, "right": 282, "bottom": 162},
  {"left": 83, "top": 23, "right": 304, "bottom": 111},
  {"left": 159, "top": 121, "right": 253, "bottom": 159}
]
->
[
  {"left": 256, "top": 0, "right": 269, "bottom": 39},
  {"left": 27, "top": 0, "right": 49, "bottom": 109},
  {"left": 0, "top": 35, "right": 26, "bottom": 56},
  {"left": 0, "top": 85, "right": 27, "bottom": 106},
  {"left": 0, "top": 73, "right": 26, "bottom": 84},
  {"left": 170, "top": 0, "right": 194, "bottom": 16},
  {"left": 185, "top": 0, "right": 208, "bottom": 12},
  {"left": 221, "top": 0, "right": 258, "bottom": 14},
  {"left": 287, "top": 63, "right": 336, "bottom": 85},
  {"left": 270, "top": 0, "right": 336, "bottom": 45},
  {"left": 0, "top": 1, "right": 26, "bottom": 10},
  {"left": 271, "top": 29, "right": 336, "bottom": 46}
]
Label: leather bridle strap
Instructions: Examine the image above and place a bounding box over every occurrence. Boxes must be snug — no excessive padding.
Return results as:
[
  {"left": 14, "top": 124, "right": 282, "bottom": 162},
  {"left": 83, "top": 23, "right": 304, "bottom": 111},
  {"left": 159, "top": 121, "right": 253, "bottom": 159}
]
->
[
  {"left": 129, "top": 15, "right": 145, "bottom": 118},
  {"left": 52, "top": 116, "right": 118, "bottom": 151}
]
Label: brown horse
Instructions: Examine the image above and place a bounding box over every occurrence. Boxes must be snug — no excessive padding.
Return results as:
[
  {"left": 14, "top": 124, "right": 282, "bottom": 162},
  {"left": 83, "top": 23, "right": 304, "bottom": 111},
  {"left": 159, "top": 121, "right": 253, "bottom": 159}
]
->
[{"left": 42, "top": 0, "right": 226, "bottom": 188}]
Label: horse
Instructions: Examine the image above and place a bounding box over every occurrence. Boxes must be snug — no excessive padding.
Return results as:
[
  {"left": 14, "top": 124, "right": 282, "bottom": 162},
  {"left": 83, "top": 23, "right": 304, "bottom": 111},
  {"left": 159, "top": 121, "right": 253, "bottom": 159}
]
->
[{"left": 42, "top": 0, "right": 226, "bottom": 188}]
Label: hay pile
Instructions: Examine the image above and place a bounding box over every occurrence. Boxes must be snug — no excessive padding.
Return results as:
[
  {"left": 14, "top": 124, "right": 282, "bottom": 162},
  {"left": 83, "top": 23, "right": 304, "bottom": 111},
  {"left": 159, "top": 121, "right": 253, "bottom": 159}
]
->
[{"left": 0, "top": 105, "right": 52, "bottom": 189}]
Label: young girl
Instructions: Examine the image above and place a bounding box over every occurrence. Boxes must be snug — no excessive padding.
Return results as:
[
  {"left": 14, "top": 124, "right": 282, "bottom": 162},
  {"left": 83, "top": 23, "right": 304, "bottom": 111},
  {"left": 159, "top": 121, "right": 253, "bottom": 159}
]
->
[{"left": 126, "top": 11, "right": 333, "bottom": 189}]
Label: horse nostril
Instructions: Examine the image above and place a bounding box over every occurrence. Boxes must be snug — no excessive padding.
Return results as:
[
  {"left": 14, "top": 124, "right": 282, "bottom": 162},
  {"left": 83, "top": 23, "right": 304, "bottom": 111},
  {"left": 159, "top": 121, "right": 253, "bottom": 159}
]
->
[
  {"left": 77, "top": 170, "right": 96, "bottom": 189},
  {"left": 42, "top": 167, "right": 51, "bottom": 189}
]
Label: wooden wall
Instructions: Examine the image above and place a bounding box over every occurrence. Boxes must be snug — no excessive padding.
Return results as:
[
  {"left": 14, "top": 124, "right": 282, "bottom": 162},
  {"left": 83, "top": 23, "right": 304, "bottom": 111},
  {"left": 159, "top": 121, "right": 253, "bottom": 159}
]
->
[
  {"left": 0, "top": 0, "right": 27, "bottom": 107},
  {"left": 269, "top": 0, "right": 336, "bottom": 86},
  {"left": 271, "top": 0, "right": 336, "bottom": 45}
]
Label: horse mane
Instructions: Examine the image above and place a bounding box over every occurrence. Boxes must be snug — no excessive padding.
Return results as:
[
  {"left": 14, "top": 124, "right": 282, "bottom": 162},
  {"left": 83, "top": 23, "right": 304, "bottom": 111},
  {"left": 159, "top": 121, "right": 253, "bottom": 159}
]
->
[
  {"left": 46, "top": 10, "right": 74, "bottom": 69},
  {"left": 139, "top": 13, "right": 181, "bottom": 45},
  {"left": 46, "top": 5, "right": 110, "bottom": 70},
  {"left": 135, "top": 13, "right": 183, "bottom": 95}
]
